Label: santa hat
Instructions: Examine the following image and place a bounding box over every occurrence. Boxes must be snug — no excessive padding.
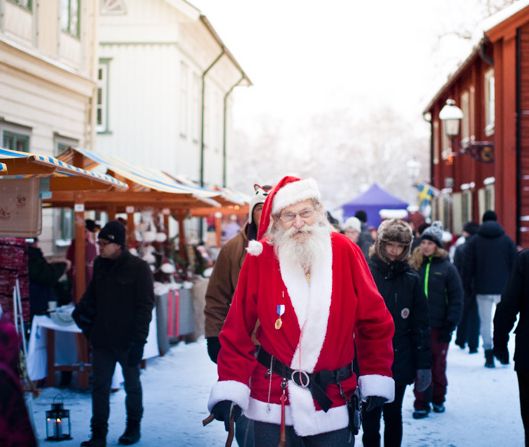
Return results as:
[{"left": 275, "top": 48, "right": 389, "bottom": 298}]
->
[
  {"left": 246, "top": 176, "right": 321, "bottom": 256},
  {"left": 248, "top": 184, "right": 271, "bottom": 224}
]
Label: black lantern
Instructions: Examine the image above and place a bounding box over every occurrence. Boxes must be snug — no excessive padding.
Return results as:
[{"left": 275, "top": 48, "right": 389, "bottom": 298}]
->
[{"left": 45, "top": 399, "right": 72, "bottom": 441}]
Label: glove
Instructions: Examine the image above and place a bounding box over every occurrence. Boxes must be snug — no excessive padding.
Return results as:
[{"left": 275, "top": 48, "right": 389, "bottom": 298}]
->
[
  {"left": 415, "top": 369, "right": 432, "bottom": 392},
  {"left": 127, "top": 342, "right": 145, "bottom": 367},
  {"left": 72, "top": 306, "right": 94, "bottom": 338},
  {"left": 206, "top": 337, "right": 221, "bottom": 364},
  {"left": 438, "top": 324, "right": 455, "bottom": 343},
  {"left": 364, "top": 396, "right": 387, "bottom": 412},
  {"left": 211, "top": 400, "right": 242, "bottom": 432},
  {"left": 493, "top": 346, "right": 509, "bottom": 365}
]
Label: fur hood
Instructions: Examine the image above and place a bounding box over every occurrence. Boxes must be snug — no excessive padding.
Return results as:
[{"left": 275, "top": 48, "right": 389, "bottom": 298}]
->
[
  {"left": 372, "top": 219, "right": 413, "bottom": 263},
  {"left": 409, "top": 245, "right": 449, "bottom": 270}
]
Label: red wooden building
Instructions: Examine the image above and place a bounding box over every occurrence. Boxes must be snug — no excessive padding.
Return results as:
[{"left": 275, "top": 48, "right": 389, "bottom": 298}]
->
[{"left": 423, "top": 1, "right": 529, "bottom": 246}]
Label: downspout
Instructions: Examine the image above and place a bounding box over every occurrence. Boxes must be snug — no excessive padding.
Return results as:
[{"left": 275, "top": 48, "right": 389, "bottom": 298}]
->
[
  {"left": 200, "top": 49, "right": 225, "bottom": 187},
  {"left": 222, "top": 75, "right": 245, "bottom": 187}
]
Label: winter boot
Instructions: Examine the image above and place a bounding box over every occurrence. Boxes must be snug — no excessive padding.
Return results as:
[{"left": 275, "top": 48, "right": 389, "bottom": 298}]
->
[
  {"left": 432, "top": 403, "right": 445, "bottom": 413},
  {"left": 80, "top": 436, "right": 106, "bottom": 447},
  {"left": 412, "top": 405, "right": 430, "bottom": 419},
  {"left": 118, "top": 420, "right": 141, "bottom": 445},
  {"left": 484, "top": 349, "right": 495, "bottom": 368}
]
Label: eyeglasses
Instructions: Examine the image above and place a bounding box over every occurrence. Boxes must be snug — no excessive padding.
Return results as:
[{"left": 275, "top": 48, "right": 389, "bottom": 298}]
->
[{"left": 279, "top": 208, "right": 315, "bottom": 223}]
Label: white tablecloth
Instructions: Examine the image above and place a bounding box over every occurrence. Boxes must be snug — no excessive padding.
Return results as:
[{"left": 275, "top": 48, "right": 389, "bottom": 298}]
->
[{"left": 27, "top": 310, "right": 159, "bottom": 383}]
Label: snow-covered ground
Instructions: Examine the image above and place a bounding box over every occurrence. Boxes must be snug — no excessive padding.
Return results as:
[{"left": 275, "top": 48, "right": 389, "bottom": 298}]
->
[{"left": 33, "top": 337, "right": 523, "bottom": 447}]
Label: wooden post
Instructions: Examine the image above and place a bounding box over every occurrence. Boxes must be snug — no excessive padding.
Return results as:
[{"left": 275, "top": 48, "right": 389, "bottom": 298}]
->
[
  {"left": 126, "top": 206, "right": 135, "bottom": 246},
  {"left": 108, "top": 205, "right": 117, "bottom": 221},
  {"left": 73, "top": 197, "right": 86, "bottom": 302},
  {"left": 215, "top": 212, "right": 222, "bottom": 247},
  {"left": 176, "top": 212, "right": 187, "bottom": 261}
]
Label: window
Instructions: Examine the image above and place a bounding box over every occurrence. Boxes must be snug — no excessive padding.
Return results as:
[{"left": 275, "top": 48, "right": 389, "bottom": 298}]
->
[
  {"left": 8, "top": 0, "right": 32, "bottom": 10},
  {"left": 2, "top": 125, "right": 30, "bottom": 152},
  {"left": 461, "top": 91, "right": 470, "bottom": 143},
  {"left": 54, "top": 135, "right": 78, "bottom": 156},
  {"left": 61, "top": 0, "right": 80, "bottom": 38},
  {"left": 180, "top": 62, "right": 189, "bottom": 138},
  {"left": 462, "top": 189, "right": 472, "bottom": 224},
  {"left": 433, "top": 120, "right": 440, "bottom": 165},
  {"left": 484, "top": 69, "right": 495, "bottom": 135},
  {"left": 96, "top": 60, "right": 110, "bottom": 133},
  {"left": 59, "top": 209, "right": 74, "bottom": 241}
]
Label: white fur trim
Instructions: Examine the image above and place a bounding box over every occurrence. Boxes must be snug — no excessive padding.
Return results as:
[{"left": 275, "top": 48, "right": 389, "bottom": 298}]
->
[
  {"left": 246, "top": 240, "right": 263, "bottom": 256},
  {"left": 272, "top": 178, "right": 321, "bottom": 214},
  {"left": 208, "top": 380, "right": 251, "bottom": 412},
  {"left": 156, "top": 232, "right": 167, "bottom": 242},
  {"left": 358, "top": 374, "right": 395, "bottom": 403},
  {"left": 160, "top": 263, "right": 175, "bottom": 274},
  {"left": 245, "top": 395, "right": 348, "bottom": 436}
]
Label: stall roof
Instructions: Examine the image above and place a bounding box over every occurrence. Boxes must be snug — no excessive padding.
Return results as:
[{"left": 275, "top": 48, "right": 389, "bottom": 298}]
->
[{"left": 0, "top": 147, "right": 127, "bottom": 191}]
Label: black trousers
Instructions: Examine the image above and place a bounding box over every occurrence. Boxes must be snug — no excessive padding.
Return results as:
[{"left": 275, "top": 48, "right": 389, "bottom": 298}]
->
[
  {"left": 517, "top": 370, "right": 529, "bottom": 447},
  {"left": 253, "top": 421, "right": 354, "bottom": 447},
  {"left": 361, "top": 382, "right": 407, "bottom": 447},
  {"left": 91, "top": 347, "right": 143, "bottom": 435},
  {"left": 455, "top": 294, "right": 480, "bottom": 351}
]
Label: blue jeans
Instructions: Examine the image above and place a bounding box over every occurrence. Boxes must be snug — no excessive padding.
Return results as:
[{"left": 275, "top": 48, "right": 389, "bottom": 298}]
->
[{"left": 252, "top": 420, "right": 354, "bottom": 447}]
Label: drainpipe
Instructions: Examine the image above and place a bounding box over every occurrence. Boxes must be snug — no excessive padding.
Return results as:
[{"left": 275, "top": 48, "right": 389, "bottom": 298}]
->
[
  {"left": 200, "top": 50, "right": 225, "bottom": 188},
  {"left": 222, "top": 75, "right": 244, "bottom": 187}
]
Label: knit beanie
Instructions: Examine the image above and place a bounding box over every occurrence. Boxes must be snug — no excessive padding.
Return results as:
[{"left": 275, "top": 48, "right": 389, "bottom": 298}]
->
[
  {"left": 420, "top": 221, "right": 444, "bottom": 247},
  {"left": 343, "top": 217, "right": 362, "bottom": 233},
  {"left": 463, "top": 221, "right": 479, "bottom": 236},
  {"left": 375, "top": 219, "right": 413, "bottom": 262},
  {"left": 98, "top": 220, "right": 126, "bottom": 247}
]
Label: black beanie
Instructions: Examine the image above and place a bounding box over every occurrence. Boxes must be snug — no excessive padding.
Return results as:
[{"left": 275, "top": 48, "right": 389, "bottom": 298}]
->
[
  {"left": 98, "top": 221, "right": 126, "bottom": 247},
  {"left": 482, "top": 210, "right": 497, "bottom": 222},
  {"left": 463, "top": 221, "right": 479, "bottom": 236},
  {"left": 354, "top": 210, "right": 367, "bottom": 224}
]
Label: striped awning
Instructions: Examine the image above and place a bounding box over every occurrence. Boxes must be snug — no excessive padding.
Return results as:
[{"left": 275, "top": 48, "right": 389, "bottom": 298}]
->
[
  {"left": 0, "top": 147, "right": 128, "bottom": 191},
  {"left": 64, "top": 147, "right": 218, "bottom": 199}
]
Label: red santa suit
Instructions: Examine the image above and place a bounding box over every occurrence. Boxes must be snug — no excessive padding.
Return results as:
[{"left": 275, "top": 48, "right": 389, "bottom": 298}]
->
[{"left": 208, "top": 176, "right": 395, "bottom": 437}]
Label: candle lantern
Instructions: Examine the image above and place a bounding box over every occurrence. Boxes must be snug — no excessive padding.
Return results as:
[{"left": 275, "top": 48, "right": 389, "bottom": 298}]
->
[{"left": 45, "top": 398, "right": 72, "bottom": 441}]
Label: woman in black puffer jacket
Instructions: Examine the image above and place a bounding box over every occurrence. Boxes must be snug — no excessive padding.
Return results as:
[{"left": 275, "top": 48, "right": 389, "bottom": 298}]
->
[
  {"left": 362, "top": 219, "right": 431, "bottom": 447},
  {"left": 409, "top": 221, "right": 463, "bottom": 418}
]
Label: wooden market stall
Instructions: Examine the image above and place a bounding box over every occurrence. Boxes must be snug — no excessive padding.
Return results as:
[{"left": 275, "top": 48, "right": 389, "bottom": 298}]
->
[{"left": 0, "top": 146, "right": 128, "bottom": 388}]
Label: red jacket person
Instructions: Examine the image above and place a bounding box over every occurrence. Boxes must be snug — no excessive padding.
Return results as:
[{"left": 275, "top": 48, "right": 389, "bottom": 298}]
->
[{"left": 208, "top": 176, "right": 395, "bottom": 445}]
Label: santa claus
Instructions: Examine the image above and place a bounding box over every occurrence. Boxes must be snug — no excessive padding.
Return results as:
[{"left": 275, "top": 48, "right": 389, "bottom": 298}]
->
[{"left": 208, "top": 176, "right": 395, "bottom": 445}]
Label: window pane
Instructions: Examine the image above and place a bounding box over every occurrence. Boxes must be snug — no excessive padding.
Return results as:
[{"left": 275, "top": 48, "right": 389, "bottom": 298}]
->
[
  {"left": 60, "top": 0, "right": 69, "bottom": 31},
  {"left": 70, "top": 0, "right": 80, "bottom": 37}
]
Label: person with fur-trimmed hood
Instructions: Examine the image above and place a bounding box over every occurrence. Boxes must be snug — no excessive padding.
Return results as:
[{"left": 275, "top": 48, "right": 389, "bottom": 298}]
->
[
  {"left": 362, "top": 219, "right": 431, "bottom": 447},
  {"left": 204, "top": 183, "right": 272, "bottom": 447},
  {"left": 409, "top": 221, "right": 463, "bottom": 418},
  {"left": 207, "top": 176, "right": 395, "bottom": 446}
]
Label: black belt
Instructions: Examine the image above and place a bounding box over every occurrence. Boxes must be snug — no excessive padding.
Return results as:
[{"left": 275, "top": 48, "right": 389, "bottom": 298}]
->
[{"left": 257, "top": 348, "right": 352, "bottom": 412}]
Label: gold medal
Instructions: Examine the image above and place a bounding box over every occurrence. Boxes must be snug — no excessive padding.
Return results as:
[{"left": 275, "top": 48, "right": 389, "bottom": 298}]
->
[{"left": 275, "top": 317, "right": 283, "bottom": 330}]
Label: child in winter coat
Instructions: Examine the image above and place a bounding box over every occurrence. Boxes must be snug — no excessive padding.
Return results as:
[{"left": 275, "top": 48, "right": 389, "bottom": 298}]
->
[
  {"left": 410, "top": 221, "right": 463, "bottom": 418},
  {"left": 362, "top": 219, "right": 432, "bottom": 447}
]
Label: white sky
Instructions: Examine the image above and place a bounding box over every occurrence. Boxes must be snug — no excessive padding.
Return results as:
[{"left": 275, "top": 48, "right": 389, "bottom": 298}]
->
[{"left": 191, "top": 0, "right": 479, "bottom": 135}]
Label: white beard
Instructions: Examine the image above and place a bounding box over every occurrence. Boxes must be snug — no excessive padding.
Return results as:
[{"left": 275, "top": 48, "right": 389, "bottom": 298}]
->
[{"left": 272, "top": 218, "right": 332, "bottom": 272}]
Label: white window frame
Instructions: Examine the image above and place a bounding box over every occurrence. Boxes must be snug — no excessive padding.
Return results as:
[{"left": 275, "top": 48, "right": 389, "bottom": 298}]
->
[
  {"left": 60, "top": 0, "right": 81, "bottom": 39},
  {"left": 433, "top": 120, "right": 440, "bottom": 165},
  {"left": 96, "top": 60, "right": 110, "bottom": 133},
  {"left": 461, "top": 90, "right": 470, "bottom": 145},
  {"left": 484, "top": 69, "right": 495, "bottom": 136},
  {"left": 1, "top": 122, "right": 31, "bottom": 152}
]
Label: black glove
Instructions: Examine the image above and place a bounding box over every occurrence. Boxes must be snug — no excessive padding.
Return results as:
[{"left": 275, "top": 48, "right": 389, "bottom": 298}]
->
[
  {"left": 493, "top": 346, "right": 509, "bottom": 365},
  {"left": 211, "top": 400, "right": 242, "bottom": 432},
  {"left": 127, "top": 342, "right": 145, "bottom": 367},
  {"left": 364, "top": 396, "right": 387, "bottom": 412},
  {"left": 207, "top": 337, "right": 221, "bottom": 364},
  {"left": 72, "top": 306, "right": 94, "bottom": 338},
  {"left": 415, "top": 369, "right": 432, "bottom": 393},
  {"left": 438, "top": 324, "right": 455, "bottom": 343}
]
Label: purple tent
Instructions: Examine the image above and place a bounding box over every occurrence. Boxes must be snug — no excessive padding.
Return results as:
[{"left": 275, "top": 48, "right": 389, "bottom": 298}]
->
[{"left": 341, "top": 183, "right": 408, "bottom": 228}]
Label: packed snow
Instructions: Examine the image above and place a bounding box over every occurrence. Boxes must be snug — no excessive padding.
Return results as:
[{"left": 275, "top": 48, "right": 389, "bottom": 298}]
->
[{"left": 32, "top": 336, "right": 523, "bottom": 447}]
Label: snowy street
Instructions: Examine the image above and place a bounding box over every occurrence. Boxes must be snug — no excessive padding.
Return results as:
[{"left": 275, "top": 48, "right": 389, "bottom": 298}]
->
[{"left": 33, "top": 337, "right": 523, "bottom": 447}]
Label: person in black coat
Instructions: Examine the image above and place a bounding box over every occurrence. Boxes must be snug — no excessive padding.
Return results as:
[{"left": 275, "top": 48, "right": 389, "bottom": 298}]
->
[
  {"left": 410, "top": 221, "right": 463, "bottom": 418},
  {"left": 493, "top": 249, "right": 529, "bottom": 446},
  {"left": 362, "top": 219, "right": 431, "bottom": 447},
  {"left": 464, "top": 210, "right": 517, "bottom": 367},
  {"left": 454, "top": 221, "right": 480, "bottom": 353},
  {"left": 73, "top": 221, "right": 154, "bottom": 447}
]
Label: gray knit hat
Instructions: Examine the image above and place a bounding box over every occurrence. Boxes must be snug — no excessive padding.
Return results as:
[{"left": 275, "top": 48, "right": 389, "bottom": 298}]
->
[{"left": 420, "top": 221, "right": 444, "bottom": 248}]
